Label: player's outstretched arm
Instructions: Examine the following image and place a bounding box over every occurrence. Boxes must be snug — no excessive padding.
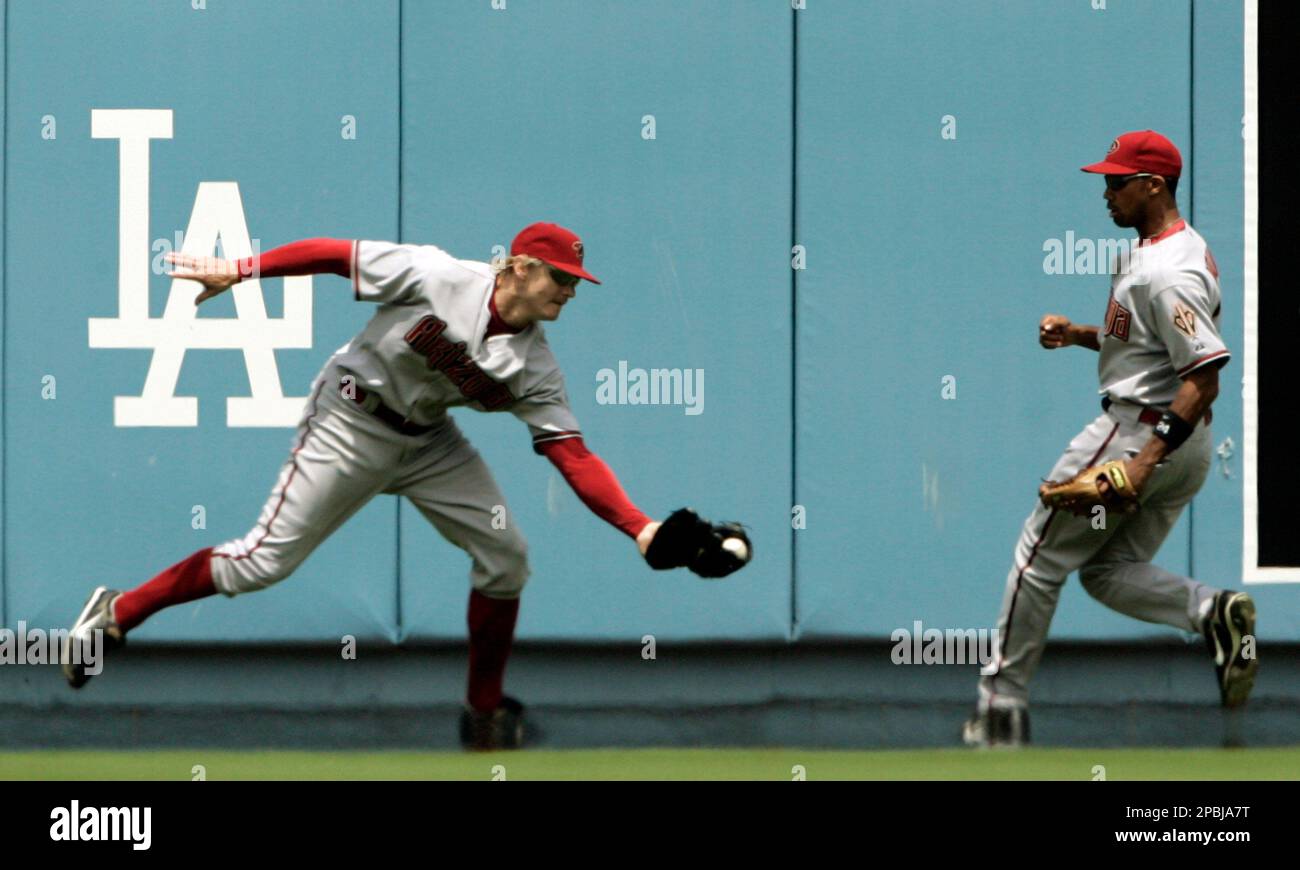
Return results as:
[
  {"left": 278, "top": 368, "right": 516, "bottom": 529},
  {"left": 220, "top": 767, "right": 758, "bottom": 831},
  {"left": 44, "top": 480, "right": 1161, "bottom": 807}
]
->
[
  {"left": 537, "top": 437, "right": 653, "bottom": 542},
  {"left": 166, "top": 238, "right": 353, "bottom": 306},
  {"left": 1039, "top": 314, "right": 1100, "bottom": 351},
  {"left": 536, "top": 438, "right": 750, "bottom": 578}
]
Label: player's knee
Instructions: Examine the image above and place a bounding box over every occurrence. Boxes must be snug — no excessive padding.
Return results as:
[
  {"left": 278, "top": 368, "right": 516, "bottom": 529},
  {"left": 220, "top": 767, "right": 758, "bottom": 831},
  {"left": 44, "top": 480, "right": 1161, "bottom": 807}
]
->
[
  {"left": 475, "top": 531, "right": 530, "bottom": 598},
  {"left": 1079, "top": 563, "right": 1117, "bottom": 598},
  {"left": 259, "top": 557, "right": 298, "bottom": 586},
  {"left": 214, "top": 550, "right": 302, "bottom": 596},
  {"left": 498, "top": 535, "right": 531, "bottom": 594}
]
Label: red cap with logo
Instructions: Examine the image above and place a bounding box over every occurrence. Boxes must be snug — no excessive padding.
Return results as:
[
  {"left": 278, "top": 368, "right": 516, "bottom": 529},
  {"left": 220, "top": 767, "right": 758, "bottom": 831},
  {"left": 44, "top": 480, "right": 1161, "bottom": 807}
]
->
[
  {"left": 1080, "top": 130, "right": 1182, "bottom": 178},
  {"left": 511, "top": 222, "right": 601, "bottom": 284}
]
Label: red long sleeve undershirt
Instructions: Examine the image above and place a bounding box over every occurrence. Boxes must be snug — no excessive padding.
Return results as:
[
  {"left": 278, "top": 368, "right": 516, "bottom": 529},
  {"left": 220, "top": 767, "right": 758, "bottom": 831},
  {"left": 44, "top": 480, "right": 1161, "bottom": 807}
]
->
[
  {"left": 537, "top": 438, "right": 652, "bottom": 539},
  {"left": 238, "top": 237, "right": 352, "bottom": 280},
  {"left": 246, "top": 239, "right": 651, "bottom": 540}
]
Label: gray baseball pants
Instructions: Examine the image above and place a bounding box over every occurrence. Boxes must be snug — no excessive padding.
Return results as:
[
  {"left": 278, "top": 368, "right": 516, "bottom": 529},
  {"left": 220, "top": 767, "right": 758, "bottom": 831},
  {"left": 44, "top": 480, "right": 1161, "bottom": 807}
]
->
[
  {"left": 210, "top": 367, "right": 529, "bottom": 599},
  {"left": 979, "top": 404, "right": 1219, "bottom": 710}
]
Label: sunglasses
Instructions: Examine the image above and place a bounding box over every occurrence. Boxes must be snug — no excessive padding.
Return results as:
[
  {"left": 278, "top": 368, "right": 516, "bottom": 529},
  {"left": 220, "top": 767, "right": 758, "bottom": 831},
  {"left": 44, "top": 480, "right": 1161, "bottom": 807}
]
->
[
  {"left": 548, "top": 266, "right": 580, "bottom": 288},
  {"left": 1105, "top": 172, "right": 1156, "bottom": 192}
]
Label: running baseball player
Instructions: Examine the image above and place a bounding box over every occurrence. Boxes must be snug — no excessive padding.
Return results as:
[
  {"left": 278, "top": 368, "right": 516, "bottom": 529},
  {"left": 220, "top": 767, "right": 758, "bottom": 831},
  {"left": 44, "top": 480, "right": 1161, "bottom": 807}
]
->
[
  {"left": 62, "top": 221, "right": 751, "bottom": 750},
  {"left": 963, "top": 131, "right": 1257, "bottom": 747}
]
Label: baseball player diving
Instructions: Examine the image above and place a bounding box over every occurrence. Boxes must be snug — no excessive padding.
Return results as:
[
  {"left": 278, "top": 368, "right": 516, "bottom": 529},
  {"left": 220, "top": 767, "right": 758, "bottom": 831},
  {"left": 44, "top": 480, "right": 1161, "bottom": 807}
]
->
[
  {"left": 963, "top": 131, "right": 1257, "bottom": 747},
  {"left": 61, "top": 221, "right": 751, "bottom": 750}
]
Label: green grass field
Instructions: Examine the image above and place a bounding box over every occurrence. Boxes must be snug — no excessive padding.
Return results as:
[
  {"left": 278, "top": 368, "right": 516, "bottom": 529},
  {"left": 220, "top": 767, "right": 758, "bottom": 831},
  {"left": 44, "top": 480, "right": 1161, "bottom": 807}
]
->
[{"left": 3, "top": 747, "right": 1297, "bottom": 780}]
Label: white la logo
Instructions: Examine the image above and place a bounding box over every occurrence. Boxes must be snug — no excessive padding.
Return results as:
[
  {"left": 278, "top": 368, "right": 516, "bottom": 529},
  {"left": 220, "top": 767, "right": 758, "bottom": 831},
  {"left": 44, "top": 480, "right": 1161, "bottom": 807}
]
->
[{"left": 87, "top": 109, "right": 312, "bottom": 427}]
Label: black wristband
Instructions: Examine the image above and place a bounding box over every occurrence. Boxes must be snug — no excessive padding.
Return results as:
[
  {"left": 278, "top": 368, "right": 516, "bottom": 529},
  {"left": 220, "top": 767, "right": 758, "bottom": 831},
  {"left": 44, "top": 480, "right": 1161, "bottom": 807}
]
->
[{"left": 1153, "top": 410, "right": 1195, "bottom": 451}]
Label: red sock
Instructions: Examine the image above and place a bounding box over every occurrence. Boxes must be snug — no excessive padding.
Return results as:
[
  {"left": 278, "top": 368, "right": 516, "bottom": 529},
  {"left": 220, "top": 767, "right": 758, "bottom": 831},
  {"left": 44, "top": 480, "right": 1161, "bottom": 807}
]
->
[
  {"left": 113, "top": 547, "right": 217, "bottom": 632},
  {"left": 466, "top": 589, "right": 520, "bottom": 713}
]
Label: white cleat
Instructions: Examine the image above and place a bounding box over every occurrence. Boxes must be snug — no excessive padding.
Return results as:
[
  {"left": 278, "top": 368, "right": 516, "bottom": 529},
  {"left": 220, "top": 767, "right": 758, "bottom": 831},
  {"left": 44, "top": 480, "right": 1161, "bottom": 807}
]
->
[{"left": 61, "top": 586, "right": 126, "bottom": 689}]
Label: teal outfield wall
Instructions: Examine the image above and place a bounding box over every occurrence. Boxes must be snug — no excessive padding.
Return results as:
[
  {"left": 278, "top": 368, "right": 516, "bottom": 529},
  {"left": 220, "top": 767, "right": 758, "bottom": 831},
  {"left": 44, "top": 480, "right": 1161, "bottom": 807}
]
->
[{"left": 2, "top": 1, "right": 1289, "bottom": 646}]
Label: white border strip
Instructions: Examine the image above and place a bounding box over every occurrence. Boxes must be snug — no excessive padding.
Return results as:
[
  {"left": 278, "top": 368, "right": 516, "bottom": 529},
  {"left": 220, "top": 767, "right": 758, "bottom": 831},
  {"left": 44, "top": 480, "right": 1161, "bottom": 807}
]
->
[{"left": 1241, "top": 0, "right": 1294, "bottom": 583}]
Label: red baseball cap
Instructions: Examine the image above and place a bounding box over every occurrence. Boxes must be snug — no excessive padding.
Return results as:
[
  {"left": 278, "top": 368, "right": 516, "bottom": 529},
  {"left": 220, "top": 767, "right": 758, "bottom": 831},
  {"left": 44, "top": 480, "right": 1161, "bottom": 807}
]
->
[
  {"left": 1081, "top": 130, "right": 1182, "bottom": 178},
  {"left": 510, "top": 222, "right": 601, "bottom": 284}
]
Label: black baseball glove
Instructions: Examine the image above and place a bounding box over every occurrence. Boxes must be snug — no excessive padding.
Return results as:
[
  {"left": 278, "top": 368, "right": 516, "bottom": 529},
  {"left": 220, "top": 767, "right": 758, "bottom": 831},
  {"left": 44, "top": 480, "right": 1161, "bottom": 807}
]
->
[{"left": 644, "top": 508, "right": 752, "bottom": 579}]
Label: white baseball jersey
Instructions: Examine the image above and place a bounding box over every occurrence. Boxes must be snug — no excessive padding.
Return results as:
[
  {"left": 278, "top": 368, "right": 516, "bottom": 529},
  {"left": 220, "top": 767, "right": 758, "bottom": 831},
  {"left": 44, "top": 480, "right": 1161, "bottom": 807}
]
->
[
  {"left": 329, "top": 240, "right": 581, "bottom": 451},
  {"left": 1098, "top": 221, "right": 1229, "bottom": 406}
]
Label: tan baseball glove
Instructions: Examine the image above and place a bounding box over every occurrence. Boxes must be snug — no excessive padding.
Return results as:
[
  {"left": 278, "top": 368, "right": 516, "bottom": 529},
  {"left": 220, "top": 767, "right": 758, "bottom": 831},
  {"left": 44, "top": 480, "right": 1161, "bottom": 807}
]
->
[{"left": 1039, "top": 459, "right": 1140, "bottom": 517}]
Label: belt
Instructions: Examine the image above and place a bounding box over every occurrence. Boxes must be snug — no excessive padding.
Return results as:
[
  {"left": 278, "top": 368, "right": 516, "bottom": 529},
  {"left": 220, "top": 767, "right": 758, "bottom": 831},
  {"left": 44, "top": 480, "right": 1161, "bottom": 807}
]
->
[
  {"left": 1101, "top": 396, "right": 1162, "bottom": 426},
  {"left": 341, "top": 381, "right": 437, "bottom": 436},
  {"left": 1102, "top": 397, "right": 1212, "bottom": 427}
]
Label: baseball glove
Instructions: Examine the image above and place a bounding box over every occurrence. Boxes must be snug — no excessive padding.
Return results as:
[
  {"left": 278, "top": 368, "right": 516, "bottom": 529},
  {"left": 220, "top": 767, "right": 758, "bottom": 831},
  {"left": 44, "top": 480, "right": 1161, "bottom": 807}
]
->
[
  {"left": 644, "top": 508, "right": 751, "bottom": 579},
  {"left": 1039, "top": 459, "right": 1140, "bottom": 516}
]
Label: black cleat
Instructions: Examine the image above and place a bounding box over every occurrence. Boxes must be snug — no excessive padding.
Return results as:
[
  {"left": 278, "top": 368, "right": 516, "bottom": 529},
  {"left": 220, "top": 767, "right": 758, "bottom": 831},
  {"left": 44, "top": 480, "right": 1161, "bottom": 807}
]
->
[
  {"left": 61, "top": 586, "right": 126, "bottom": 689},
  {"left": 962, "top": 706, "right": 1030, "bottom": 748},
  {"left": 1204, "top": 591, "right": 1258, "bottom": 708},
  {"left": 459, "top": 696, "right": 526, "bottom": 751}
]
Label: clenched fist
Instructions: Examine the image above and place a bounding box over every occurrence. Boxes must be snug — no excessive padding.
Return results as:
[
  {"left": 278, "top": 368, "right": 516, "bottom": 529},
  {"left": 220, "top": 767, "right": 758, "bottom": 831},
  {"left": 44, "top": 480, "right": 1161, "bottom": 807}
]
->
[{"left": 1039, "top": 314, "right": 1073, "bottom": 349}]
